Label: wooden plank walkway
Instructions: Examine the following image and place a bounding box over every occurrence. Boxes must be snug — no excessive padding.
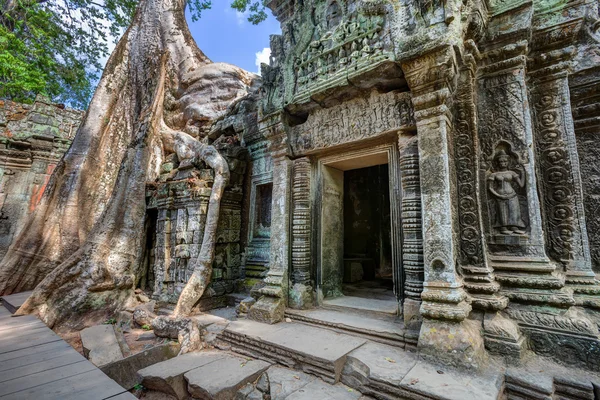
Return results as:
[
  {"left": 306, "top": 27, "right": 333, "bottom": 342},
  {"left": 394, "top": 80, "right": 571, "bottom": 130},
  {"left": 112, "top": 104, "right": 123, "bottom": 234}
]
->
[
  {"left": 0, "top": 300, "right": 136, "bottom": 400},
  {"left": 0, "top": 291, "right": 33, "bottom": 314}
]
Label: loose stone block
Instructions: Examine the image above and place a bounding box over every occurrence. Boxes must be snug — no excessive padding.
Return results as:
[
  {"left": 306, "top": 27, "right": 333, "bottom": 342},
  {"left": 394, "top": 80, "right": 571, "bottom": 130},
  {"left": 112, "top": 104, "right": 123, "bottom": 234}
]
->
[
  {"left": 101, "top": 342, "right": 180, "bottom": 389},
  {"left": 185, "top": 354, "right": 271, "bottom": 399},
  {"left": 138, "top": 351, "right": 227, "bottom": 399},
  {"left": 80, "top": 325, "right": 124, "bottom": 367}
]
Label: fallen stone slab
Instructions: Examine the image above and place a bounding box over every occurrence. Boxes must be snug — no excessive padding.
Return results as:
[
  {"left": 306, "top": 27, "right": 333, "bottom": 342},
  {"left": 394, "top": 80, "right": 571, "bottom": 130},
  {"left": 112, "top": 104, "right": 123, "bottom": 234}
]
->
[
  {"left": 101, "top": 341, "right": 180, "bottom": 389},
  {"left": 138, "top": 350, "right": 226, "bottom": 399},
  {"left": 265, "top": 365, "right": 317, "bottom": 400},
  {"left": 185, "top": 353, "right": 271, "bottom": 399},
  {"left": 342, "top": 341, "right": 417, "bottom": 397},
  {"left": 80, "top": 324, "right": 124, "bottom": 367}
]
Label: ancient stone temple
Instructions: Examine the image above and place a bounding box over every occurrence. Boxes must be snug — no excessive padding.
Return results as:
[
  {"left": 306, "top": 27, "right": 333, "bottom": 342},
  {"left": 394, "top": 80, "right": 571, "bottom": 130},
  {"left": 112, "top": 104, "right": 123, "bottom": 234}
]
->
[
  {"left": 231, "top": 0, "right": 600, "bottom": 372},
  {"left": 3, "top": 0, "right": 600, "bottom": 390},
  {"left": 0, "top": 97, "right": 82, "bottom": 260}
]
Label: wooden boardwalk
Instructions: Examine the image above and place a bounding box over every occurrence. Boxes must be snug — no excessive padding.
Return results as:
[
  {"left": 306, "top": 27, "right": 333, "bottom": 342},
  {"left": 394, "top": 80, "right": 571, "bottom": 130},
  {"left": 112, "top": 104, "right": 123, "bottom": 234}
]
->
[{"left": 0, "top": 297, "right": 135, "bottom": 400}]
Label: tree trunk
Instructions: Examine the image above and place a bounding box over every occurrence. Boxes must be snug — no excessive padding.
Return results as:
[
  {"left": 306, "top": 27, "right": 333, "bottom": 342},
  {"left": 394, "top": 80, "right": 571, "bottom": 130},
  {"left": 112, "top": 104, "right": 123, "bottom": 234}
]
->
[{"left": 0, "top": 0, "right": 255, "bottom": 328}]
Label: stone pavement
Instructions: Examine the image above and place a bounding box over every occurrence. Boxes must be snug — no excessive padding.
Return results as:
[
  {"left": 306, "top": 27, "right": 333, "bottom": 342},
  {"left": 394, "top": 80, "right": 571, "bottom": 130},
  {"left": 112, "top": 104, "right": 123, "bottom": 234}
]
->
[{"left": 0, "top": 300, "right": 135, "bottom": 400}]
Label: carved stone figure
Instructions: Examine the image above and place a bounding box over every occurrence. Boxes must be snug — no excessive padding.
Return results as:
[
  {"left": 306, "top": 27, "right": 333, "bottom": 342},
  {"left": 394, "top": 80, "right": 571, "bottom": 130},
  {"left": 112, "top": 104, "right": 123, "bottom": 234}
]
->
[
  {"left": 174, "top": 239, "right": 191, "bottom": 283},
  {"left": 487, "top": 149, "right": 527, "bottom": 235}
]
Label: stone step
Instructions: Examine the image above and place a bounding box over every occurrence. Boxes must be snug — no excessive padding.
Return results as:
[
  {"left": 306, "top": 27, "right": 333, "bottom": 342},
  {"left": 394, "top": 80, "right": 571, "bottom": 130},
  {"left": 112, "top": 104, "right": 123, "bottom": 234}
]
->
[
  {"left": 138, "top": 350, "right": 271, "bottom": 400},
  {"left": 220, "top": 319, "right": 367, "bottom": 384},
  {"left": 0, "top": 291, "right": 33, "bottom": 314},
  {"left": 341, "top": 342, "right": 504, "bottom": 400},
  {"left": 504, "top": 362, "right": 599, "bottom": 400},
  {"left": 321, "top": 296, "right": 398, "bottom": 319},
  {"left": 285, "top": 308, "right": 406, "bottom": 348}
]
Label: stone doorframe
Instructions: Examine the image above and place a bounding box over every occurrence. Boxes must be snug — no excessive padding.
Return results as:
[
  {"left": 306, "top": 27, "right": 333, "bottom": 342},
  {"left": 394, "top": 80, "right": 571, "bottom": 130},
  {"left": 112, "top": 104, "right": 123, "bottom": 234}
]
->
[{"left": 312, "top": 142, "right": 403, "bottom": 310}]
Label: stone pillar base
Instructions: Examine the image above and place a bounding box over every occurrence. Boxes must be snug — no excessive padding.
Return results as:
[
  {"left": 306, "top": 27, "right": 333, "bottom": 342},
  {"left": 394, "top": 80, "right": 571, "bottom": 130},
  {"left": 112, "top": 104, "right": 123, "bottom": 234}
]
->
[
  {"left": 248, "top": 296, "right": 285, "bottom": 324},
  {"left": 288, "top": 283, "right": 314, "bottom": 309},
  {"left": 483, "top": 312, "right": 526, "bottom": 363},
  {"left": 418, "top": 319, "right": 486, "bottom": 369},
  {"left": 403, "top": 298, "right": 422, "bottom": 348}
]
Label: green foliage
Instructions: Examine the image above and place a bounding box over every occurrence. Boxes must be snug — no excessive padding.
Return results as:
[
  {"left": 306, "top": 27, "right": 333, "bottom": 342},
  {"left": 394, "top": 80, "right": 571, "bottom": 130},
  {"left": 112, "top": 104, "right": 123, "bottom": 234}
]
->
[
  {"left": 104, "top": 318, "right": 117, "bottom": 324},
  {"left": 230, "top": 0, "right": 268, "bottom": 25},
  {"left": 142, "top": 324, "right": 151, "bottom": 330},
  {"left": 0, "top": 0, "right": 267, "bottom": 108},
  {"left": 133, "top": 383, "right": 144, "bottom": 391}
]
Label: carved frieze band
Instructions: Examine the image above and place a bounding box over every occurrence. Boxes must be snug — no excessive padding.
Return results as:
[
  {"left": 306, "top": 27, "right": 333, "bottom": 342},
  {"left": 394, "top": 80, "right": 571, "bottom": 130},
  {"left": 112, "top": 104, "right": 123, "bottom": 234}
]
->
[
  {"left": 289, "top": 91, "right": 414, "bottom": 155},
  {"left": 291, "top": 157, "right": 311, "bottom": 285},
  {"left": 399, "top": 142, "right": 424, "bottom": 301}
]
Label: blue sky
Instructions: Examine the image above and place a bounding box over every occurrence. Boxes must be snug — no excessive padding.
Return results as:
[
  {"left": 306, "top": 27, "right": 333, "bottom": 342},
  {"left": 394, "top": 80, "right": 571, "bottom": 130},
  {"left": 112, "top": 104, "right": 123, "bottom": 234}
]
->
[{"left": 186, "top": 5, "right": 281, "bottom": 74}]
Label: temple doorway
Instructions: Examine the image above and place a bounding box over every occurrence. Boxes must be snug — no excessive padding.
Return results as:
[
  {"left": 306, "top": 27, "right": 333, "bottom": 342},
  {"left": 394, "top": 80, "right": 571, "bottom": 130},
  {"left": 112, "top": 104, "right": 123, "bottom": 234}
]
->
[
  {"left": 342, "top": 165, "right": 394, "bottom": 301},
  {"left": 317, "top": 144, "right": 401, "bottom": 316}
]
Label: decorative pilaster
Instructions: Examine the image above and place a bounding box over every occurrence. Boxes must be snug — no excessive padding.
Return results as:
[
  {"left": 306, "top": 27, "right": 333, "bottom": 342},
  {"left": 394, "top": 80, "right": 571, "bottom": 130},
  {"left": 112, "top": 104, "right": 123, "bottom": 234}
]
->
[
  {"left": 289, "top": 157, "right": 314, "bottom": 308},
  {"left": 248, "top": 113, "right": 291, "bottom": 323},
  {"left": 398, "top": 139, "right": 424, "bottom": 335},
  {"left": 454, "top": 45, "right": 507, "bottom": 312},
  {"left": 477, "top": 43, "right": 573, "bottom": 308},
  {"left": 402, "top": 46, "right": 484, "bottom": 367},
  {"left": 529, "top": 46, "right": 600, "bottom": 307}
]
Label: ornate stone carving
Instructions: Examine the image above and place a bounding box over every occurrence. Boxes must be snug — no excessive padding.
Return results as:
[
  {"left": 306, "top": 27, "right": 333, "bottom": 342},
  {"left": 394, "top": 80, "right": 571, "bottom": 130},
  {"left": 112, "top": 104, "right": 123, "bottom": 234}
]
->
[
  {"left": 454, "top": 65, "right": 506, "bottom": 311},
  {"left": 531, "top": 72, "right": 593, "bottom": 276},
  {"left": 289, "top": 157, "right": 313, "bottom": 309},
  {"left": 291, "top": 157, "right": 311, "bottom": 286},
  {"left": 486, "top": 145, "right": 528, "bottom": 236},
  {"left": 399, "top": 142, "right": 424, "bottom": 301},
  {"left": 290, "top": 91, "right": 414, "bottom": 155},
  {"left": 293, "top": 2, "right": 392, "bottom": 103}
]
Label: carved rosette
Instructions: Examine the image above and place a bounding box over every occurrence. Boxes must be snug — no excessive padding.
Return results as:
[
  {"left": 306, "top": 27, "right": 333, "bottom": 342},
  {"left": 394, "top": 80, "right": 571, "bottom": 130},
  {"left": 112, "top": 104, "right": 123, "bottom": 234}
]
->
[
  {"left": 399, "top": 142, "right": 424, "bottom": 300},
  {"left": 291, "top": 157, "right": 312, "bottom": 285}
]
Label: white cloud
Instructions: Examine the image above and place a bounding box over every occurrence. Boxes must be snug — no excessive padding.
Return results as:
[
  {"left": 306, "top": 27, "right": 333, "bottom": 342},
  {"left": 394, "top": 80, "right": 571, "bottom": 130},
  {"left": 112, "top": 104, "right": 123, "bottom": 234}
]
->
[
  {"left": 255, "top": 47, "right": 271, "bottom": 75},
  {"left": 224, "top": 7, "right": 250, "bottom": 27}
]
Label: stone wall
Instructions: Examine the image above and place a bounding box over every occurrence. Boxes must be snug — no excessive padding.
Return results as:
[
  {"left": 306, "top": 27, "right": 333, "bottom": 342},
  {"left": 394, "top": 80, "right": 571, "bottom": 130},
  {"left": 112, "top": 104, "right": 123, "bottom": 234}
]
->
[{"left": 0, "top": 97, "right": 83, "bottom": 260}]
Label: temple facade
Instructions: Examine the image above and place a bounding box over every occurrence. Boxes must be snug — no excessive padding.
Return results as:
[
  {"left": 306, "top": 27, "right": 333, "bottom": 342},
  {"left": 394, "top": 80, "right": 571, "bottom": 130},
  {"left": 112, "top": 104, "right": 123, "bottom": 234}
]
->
[
  {"left": 239, "top": 0, "right": 600, "bottom": 370},
  {"left": 3, "top": 0, "right": 600, "bottom": 375}
]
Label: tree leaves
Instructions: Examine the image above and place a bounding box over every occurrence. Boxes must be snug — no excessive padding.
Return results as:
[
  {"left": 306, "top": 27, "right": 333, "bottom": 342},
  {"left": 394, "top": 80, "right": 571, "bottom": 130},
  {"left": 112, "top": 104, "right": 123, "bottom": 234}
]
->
[{"left": 0, "top": 0, "right": 268, "bottom": 108}]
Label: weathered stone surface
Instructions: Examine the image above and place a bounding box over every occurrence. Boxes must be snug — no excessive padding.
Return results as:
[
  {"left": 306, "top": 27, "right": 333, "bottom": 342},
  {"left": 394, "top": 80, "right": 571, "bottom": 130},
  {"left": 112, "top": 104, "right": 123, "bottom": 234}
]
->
[
  {"left": 400, "top": 361, "right": 503, "bottom": 400},
  {"left": 101, "top": 342, "right": 180, "bottom": 389},
  {"left": 80, "top": 325, "right": 124, "bottom": 367},
  {"left": 138, "top": 351, "right": 226, "bottom": 399},
  {"left": 342, "top": 342, "right": 417, "bottom": 388},
  {"left": 283, "top": 380, "right": 362, "bottom": 400},
  {"left": 248, "top": 296, "right": 285, "bottom": 324},
  {"left": 221, "top": 319, "right": 367, "bottom": 383},
  {"left": 185, "top": 353, "right": 271, "bottom": 399},
  {"left": 266, "top": 366, "right": 317, "bottom": 399}
]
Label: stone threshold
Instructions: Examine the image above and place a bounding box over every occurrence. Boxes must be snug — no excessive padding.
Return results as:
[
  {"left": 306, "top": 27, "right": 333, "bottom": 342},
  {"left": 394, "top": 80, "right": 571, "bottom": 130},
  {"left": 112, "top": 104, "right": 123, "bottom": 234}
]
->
[
  {"left": 285, "top": 307, "right": 405, "bottom": 348},
  {"left": 321, "top": 295, "right": 399, "bottom": 318}
]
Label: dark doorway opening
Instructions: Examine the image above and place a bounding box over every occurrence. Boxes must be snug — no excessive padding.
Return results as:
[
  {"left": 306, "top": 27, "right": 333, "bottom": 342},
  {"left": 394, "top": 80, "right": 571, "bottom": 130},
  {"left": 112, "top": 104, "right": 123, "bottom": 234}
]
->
[{"left": 342, "top": 164, "right": 394, "bottom": 301}]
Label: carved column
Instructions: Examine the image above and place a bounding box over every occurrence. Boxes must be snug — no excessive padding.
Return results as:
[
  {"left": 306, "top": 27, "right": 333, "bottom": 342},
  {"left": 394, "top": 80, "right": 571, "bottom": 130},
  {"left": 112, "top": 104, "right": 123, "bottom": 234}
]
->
[
  {"left": 454, "top": 50, "right": 507, "bottom": 311},
  {"left": 289, "top": 156, "right": 314, "bottom": 308},
  {"left": 398, "top": 139, "right": 424, "bottom": 338},
  {"left": 248, "top": 113, "right": 291, "bottom": 323},
  {"left": 529, "top": 47, "right": 600, "bottom": 307},
  {"left": 402, "top": 46, "right": 484, "bottom": 367},
  {"left": 477, "top": 44, "right": 573, "bottom": 307}
]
